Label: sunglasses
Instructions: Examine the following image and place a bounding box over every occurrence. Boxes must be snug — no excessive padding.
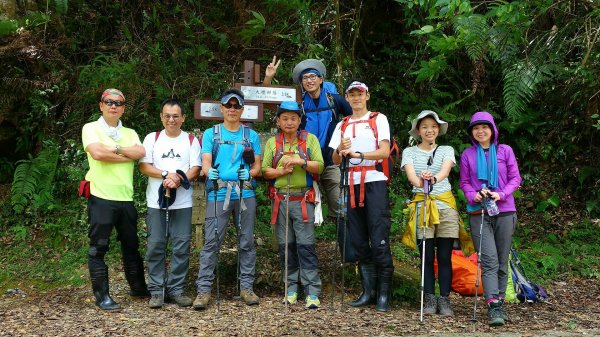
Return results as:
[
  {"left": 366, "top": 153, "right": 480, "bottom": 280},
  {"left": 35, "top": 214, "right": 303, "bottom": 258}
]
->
[
  {"left": 222, "top": 103, "right": 243, "bottom": 109},
  {"left": 103, "top": 99, "right": 125, "bottom": 107}
]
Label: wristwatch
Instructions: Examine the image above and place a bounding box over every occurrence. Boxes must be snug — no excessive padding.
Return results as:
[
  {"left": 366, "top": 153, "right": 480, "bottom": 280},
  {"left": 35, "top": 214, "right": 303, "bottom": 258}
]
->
[
  {"left": 161, "top": 170, "right": 168, "bottom": 179},
  {"left": 301, "top": 158, "right": 308, "bottom": 169},
  {"left": 114, "top": 144, "right": 121, "bottom": 154}
]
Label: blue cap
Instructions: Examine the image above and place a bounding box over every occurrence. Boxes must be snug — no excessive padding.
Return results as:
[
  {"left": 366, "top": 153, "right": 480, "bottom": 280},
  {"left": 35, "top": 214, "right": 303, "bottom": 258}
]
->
[{"left": 276, "top": 101, "right": 302, "bottom": 117}]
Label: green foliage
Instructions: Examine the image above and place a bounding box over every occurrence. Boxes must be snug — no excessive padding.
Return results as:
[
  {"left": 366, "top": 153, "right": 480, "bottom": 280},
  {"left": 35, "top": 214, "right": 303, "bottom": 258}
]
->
[
  {"left": 54, "top": 0, "right": 69, "bottom": 15},
  {"left": 502, "top": 59, "right": 551, "bottom": 118},
  {"left": 240, "top": 11, "right": 266, "bottom": 44},
  {"left": 536, "top": 194, "right": 560, "bottom": 212},
  {"left": 0, "top": 19, "right": 19, "bottom": 37},
  {"left": 10, "top": 142, "right": 60, "bottom": 214},
  {"left": 514, "top": 220, "right": 600, "bottom": 281}
]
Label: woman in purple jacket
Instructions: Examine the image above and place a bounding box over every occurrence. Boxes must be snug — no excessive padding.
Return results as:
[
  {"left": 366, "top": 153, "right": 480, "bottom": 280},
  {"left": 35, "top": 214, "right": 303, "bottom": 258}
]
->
[{"left": 459, "top": 111, "right": 521, "bottom": 327}]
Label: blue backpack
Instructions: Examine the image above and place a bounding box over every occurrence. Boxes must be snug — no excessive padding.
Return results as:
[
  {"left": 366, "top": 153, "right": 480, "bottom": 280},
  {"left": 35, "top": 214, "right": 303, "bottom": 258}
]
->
[{"left": 509, "top": 248, "right": 548, "bottom": 303}]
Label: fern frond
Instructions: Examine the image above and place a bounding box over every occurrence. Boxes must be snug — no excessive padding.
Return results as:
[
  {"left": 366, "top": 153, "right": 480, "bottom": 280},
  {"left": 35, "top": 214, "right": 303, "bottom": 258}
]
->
[
  {"left": 488, "top": 26, "right": 519, "bottom": 64},
  {"left": 453, "top": 14, "right": 489, "bottom": 61},
  {"left": 33, "top": 145, "right": 59, "bottom": 196},
  {"left": 11, "top": 159, "right": 38, "bottom": 213},
  {"left": 503, "top": 59, "right": 550, "bottom": 118}
]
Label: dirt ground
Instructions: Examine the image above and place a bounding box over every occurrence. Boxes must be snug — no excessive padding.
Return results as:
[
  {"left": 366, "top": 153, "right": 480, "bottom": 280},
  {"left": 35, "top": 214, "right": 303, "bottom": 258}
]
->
[{"left": 1, "top": 239, "right": 599, "bottom": 337}]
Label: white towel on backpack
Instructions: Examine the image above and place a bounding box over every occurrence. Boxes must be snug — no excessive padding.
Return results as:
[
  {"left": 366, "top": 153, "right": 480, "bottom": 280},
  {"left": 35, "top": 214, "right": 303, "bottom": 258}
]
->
[{"left": 313, "top": 184, "right": 324, "bottom": 225}]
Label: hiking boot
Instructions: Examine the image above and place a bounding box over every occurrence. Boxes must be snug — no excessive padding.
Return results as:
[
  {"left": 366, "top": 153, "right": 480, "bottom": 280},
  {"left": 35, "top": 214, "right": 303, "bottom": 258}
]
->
[
  {"left": 284, "top": 291, "right": 298, "bottom": 305},
  {"left": 240, "top": 289, "right": 259, "bottom": 306},
  {"left": 349, "top": 263, "right": 377, "bottom": 307},
  {"left": 149, "top": 294, "right": 164, "bottom": 309},
  {"left": 437, "top": 296, "right": 454, "bottom": 317},
  {"left": 376, "top": 267, "right": 393, "bottom": 312},
  {"left": 423, "top": 293, "right": 437, "bottom": 315},
  {"left": 123, "top": 263, "right": 150, "bottom": 297},
  {"left": 193, "top": 292, "right": 211, "bottom": 310},
  {"left": 169, "top": 293, "right": 193, "bottom": 307},
  {"left": 89, "top": 267, "right": 120, "bottom": 311},
  {"left": 499, "top": 299, "right": 510, "bottom": 322},
  {"left": 487, "top": 300, "right": 505, "bottom": 326},
  {"left": 305, "top": 295, "right": 320, "bottom": 309}
]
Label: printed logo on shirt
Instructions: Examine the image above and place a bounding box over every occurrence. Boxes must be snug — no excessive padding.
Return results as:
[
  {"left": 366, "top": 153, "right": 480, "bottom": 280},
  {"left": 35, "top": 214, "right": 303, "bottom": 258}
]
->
[{"left": 162, "top": 149, "right": 182, "bottom": 159}]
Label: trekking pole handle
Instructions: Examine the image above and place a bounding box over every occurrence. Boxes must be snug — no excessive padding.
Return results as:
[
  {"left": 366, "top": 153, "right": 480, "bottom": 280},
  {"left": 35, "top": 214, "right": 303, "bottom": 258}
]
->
[
  {"left": 212, "top": 163, "right": 220, "bottom": 191},
  {"left": 423, "top": 179, "right": 429, "bottom": 196}
]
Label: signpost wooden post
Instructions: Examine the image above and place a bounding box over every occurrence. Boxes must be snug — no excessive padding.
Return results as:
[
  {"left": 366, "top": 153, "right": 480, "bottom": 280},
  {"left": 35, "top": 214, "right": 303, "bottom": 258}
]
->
[{"left": 194, "top": 59, "right": 298, "bottom": 122}]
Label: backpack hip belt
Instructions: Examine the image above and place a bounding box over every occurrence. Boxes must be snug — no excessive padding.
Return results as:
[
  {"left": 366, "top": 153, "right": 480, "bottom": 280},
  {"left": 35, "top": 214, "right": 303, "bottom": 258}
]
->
[
  {"left": 269, "top": 188, "right": 316, "bottom": 225},
  {"left": 348, "top": 165, "right": 377, "bottom": 208}
]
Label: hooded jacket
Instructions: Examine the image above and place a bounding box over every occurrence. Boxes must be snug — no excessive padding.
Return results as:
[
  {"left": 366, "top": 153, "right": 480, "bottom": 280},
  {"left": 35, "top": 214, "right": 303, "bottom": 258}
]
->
[{"left": 459, "top": 111, "right": 522, "bottom": 213}]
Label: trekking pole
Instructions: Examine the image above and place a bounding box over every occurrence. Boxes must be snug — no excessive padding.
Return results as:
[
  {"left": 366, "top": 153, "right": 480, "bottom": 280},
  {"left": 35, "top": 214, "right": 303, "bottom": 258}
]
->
[
  {"left": 340, "top": 156, "right": 349, "bottom": 311},
  {"left": 234, "top": 164, "right": 244, "bottom": 300},
  {"left": 331, "top": 157, "right": 347, "bottom": 309},
  {"left": 471, "top": 198, "right": 485, "bottom": 323},
  {"left": 211, "top": 164, "right": 221, "bottom": 313},
  {"left": 284, "top": 172, "right": 291, "bottom": 310},
  {"left": 163, "top": 185, "right": 171, "bottom": 303},
  {"left": 419, "top": 178, "right": 429, "bottom": 323}
]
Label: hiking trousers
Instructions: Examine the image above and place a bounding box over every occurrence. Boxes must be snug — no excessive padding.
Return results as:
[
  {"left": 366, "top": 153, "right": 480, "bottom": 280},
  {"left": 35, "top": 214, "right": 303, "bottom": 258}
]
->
[
  {"left": 319, "top": 165, "right": 341, "bottom": 219},
  {"left": 274, "top": 196, "right": 321, "bottom": 296},
  {"left": 87, "top": 196, "right": 144, "bottom": 273},
  {"left": 146, "top": 207, "right": 192, "bottom": 296},
  {"left": 195, "top": 197, "right": 257, "bottom": 293},
  {"left": 347, "top": 181, "right": 393, "bottom": 270},
  {"left": 470, "top": 212, "right": 517, "bottom": 301}
]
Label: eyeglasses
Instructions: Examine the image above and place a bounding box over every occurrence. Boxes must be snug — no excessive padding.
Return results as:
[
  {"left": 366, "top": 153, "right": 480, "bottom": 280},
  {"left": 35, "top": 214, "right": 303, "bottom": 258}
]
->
[
  {"left": 103, "top": 99, "right": 125, "bottom": 107},
  {"left": 162, "top": 114, "right": 182, "bottom": 121},
  {"left": 222, "top": 103, "right": 243, "bottom": 109},
  {"left": 301, "top": 74, "right": 320, "bottom": 82}
]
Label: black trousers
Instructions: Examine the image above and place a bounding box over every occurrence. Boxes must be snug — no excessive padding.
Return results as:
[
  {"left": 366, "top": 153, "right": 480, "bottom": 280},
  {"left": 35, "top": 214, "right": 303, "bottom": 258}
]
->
[
  {"left": 347, "top": 181, "right": 393, "bottom": 269},
  {"left": 87, "top": 195, "right": 144, "bottom": 271}
]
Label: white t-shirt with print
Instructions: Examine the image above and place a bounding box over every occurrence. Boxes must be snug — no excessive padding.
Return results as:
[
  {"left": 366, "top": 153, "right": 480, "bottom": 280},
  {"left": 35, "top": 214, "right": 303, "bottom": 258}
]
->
[
  {"left": 141, "top": 130, "right": 201, "bottom": 209},
  {"left": 329, "top": 112, "right": 390, "bottom": 184}
]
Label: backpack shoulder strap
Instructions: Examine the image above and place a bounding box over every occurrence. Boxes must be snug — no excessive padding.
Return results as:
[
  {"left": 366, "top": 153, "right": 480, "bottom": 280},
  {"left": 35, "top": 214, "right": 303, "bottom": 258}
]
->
[
  {"left": 340, "top": 115, "right": 352, "bottom": 132},
  {"left": 242, "top": 124, "right": 251, "bottom": 146},
  {"left": 272, "top": 132, "right": 285, "bottom": 168},
  {"left": 327, "top": 93, "right": 339, "bottom": 121},
  {"left": 297, "top": 130, "right": 310, "bottom": 160},
  {"left": 188, "top": 133, "right": 195, "bottom": 145},
  {"left": 154, "top": 130, "right": 161, "bottom": 141},
  {"left": 212, "top": 124, "right": 221, "bottom": 159},
  {"left": 368, "top": 112, "right": 380, "bottom": 148}
]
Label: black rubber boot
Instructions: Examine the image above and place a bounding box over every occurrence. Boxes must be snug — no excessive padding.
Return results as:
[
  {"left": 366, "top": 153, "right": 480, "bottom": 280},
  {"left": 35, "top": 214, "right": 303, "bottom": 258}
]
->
[
  {"left": 123, "top": 262, "right": 150, "bottom": 297},
  {"left": 376, "top": 267, "right": 393, "bottom": 312},
  {"left": 349, "top": 263, "right": 377, "bottom": 307},
  {"left": 89, "top": 267, "right": 120, "bottom": 311}
]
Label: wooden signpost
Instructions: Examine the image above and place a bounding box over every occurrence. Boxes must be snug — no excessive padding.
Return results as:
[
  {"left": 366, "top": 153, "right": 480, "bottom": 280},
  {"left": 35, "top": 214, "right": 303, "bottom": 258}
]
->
[{"left": 194, "top": 59, "right": 299, "bottom": 122}]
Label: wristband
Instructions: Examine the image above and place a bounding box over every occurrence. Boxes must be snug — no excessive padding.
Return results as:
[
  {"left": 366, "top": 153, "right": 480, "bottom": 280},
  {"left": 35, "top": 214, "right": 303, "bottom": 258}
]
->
[
  {"left": 356, "top": 151, "right": 364, "bottom": 164},
  {"left": 433, "top": 176, "right": 437, "bottom": 184}
]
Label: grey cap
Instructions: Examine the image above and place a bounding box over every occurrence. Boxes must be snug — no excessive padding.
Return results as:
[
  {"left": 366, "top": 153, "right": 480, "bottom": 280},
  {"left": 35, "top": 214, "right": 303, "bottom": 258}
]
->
[
  {"left": 292, "top": 59, "right": 327, "bottom": 84},
  {"left": 408, "top": 110, "right": 448, "bottom": 140},
  {"left": 220, "top": 88, "right": 245, "bottom": 106}
]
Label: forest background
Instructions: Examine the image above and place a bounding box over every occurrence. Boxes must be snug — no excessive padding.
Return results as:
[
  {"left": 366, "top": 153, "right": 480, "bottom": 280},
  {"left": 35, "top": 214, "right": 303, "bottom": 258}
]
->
[{"left": 0, "top": 0, "right": 598, "bottom": 297}]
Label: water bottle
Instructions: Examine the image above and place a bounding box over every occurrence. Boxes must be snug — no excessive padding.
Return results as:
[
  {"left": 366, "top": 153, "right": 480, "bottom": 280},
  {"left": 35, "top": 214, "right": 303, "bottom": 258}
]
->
[{"left": 481, "top": 183, "right": 500, "bottom": 216}]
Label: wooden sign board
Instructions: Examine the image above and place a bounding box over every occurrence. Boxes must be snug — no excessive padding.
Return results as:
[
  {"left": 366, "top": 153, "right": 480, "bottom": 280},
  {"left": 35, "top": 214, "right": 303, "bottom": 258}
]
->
[
  {"left": 194, "top": 100, "right": 264, "bottom": 122},
  {"left": 234, "top": 84, "right": 300, "bottom": 104}
]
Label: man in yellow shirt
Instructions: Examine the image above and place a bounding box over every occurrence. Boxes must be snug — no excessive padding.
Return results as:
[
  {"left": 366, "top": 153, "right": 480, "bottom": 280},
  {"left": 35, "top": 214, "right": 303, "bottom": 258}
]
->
[{"left": 82, "top": 88, "right": 148, "bottom": 311}]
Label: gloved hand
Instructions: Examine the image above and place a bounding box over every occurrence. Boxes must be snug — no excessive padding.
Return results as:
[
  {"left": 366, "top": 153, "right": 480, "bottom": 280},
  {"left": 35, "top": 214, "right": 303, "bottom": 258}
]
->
[
  {"left": 208, "top": 167, "right": 220, "bottom": 180},
  {"left": 237, "top": 168, "right": 250, "bottom": 181}
]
